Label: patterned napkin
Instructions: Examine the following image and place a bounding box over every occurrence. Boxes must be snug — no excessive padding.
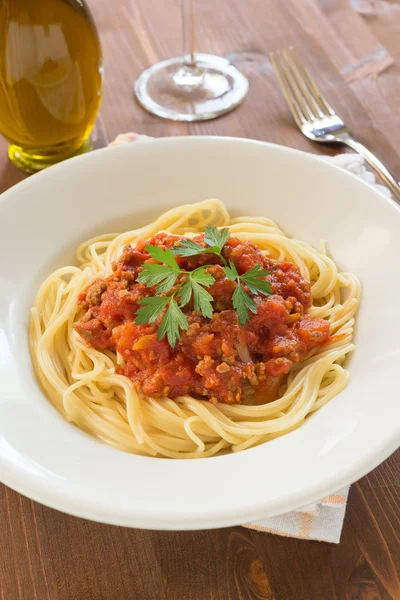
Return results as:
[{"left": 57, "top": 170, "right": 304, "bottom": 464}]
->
[{"left": 109, "top": 132, "right": 389, "bottom": 543}]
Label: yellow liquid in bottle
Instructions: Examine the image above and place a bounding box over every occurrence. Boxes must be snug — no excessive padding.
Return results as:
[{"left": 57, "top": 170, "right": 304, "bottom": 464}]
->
[{"left": 0, "top": 0, "right": 103, "bottom": 172}]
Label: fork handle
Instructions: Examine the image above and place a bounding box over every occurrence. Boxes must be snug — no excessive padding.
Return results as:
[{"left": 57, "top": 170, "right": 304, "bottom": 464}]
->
[{"left": 339, "top": 134, "right": 400, "bottom": 200}]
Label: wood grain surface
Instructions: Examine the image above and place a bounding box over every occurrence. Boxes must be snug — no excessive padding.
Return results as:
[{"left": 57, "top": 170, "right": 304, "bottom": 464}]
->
[{"left": 1, "top": 0, "right": 399, "bottom": 598}]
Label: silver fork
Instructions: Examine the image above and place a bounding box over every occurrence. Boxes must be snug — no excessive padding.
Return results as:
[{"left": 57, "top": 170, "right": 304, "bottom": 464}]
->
[{"left": 270, "top": 47, "right": 400, "bottom": 200}]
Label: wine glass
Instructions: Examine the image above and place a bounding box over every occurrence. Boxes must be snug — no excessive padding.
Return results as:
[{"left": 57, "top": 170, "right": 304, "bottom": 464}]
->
[{"left": 134, "top": 0, "right": 248, "bottom": 121}]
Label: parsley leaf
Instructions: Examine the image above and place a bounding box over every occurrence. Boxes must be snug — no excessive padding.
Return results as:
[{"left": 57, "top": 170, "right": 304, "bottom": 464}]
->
[
  {"left": 232, "top": 284, "right": 257, "bottom": 325},
  {"left": 177, "top": 268, "right": 215, "bottom": 313},
  {"left": 240, "top": 265, "right": 272, "bottom": 295},
  {"left": 178, "top": 279, "right": 193, "bottom": 307},
  {"left": 224, "top": 260, "right": 239, "bottom": 281},
  {"left": 145, "top": 244, "right": 180, "bottom": 270},
  {"left": 136, "top": 264, "right": 180, "bottom": 293},
  {"left": 224, "top": 261, "right": 271, "bottom": 324},
  {"left": 172, "top": 226, "right": 230, "bottom": 265},
  {"left": 204, "top": 225, "right": 230, "bottom": 250},
  {"left": 136, "top": 295, "right": 171, "bottom": 324},
  {"left": 137, "top": 264, "right": 175, "bottom": 286},
  {"left": 157, "top": 298, "right": 189, "bottom": 348},
  {"left": 154, "top": 272, "right": 181, "bottom": 294},
  {"left": 191, "top": 282, "right": 214, "bottom": 319},
  {"left": 171, "top": 239, "right": 206, "bottom": 258},
  {"left": 190, "top": 267, "right": 215, "bottom": 287},
  {"left": 138, "top": 245, "right": 182, "bottom": 292}
]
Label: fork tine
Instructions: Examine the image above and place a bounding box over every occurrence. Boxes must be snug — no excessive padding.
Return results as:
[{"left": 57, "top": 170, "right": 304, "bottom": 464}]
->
[
  {"left": 288, "top": 47, "right": 335, "bottom": 116},
  {"left": 282, "top": 48, "right": 323, "bottom": 120},
  {"left": 275, "top": 50, "right": 316, "bottom": 123},
  {"left": 270, "top": 52, "right": 306, "bottom": 129}
]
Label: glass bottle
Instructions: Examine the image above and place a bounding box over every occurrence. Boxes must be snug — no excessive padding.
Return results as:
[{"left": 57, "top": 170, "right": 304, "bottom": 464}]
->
[{"left": 0, "top": 0, "right": 103, "bottom": 173}]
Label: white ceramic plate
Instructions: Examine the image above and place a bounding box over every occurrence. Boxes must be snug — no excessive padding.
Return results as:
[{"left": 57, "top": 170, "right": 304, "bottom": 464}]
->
[{"left": 1, "top": 137, "right": 399, "bottom": 529}]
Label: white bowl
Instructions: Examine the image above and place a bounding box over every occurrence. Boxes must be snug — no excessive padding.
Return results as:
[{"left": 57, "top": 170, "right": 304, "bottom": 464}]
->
[{"left": 1, "top": 137, "right": 399, "bottom": 529}]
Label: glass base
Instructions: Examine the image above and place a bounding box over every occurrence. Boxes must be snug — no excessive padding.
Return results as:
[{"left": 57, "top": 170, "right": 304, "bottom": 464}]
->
[
  {"left": 134, "top": 53, "right": 249, "bottom": 122},
  {"left": 8, "top": 139, "right": 92, "bottom": 174}
]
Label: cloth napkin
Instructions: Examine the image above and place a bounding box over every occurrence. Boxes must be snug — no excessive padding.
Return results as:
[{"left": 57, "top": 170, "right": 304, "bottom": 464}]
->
[{"left": 109, "top": 132, "right": 389, "bottom": 543}]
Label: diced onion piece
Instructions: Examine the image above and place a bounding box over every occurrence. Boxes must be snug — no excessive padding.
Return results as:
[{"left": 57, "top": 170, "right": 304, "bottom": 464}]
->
[
  {"left": 132, "top": 334, "right": 157, "bottom": 350},
  {"left": 236, "top": 327, "right": 253, "bottom": 363}
]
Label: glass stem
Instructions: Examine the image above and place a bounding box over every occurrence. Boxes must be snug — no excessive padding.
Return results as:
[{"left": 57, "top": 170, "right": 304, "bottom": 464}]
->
[{"left": 182, "top": 0, "right": 196, "bottom": 67}]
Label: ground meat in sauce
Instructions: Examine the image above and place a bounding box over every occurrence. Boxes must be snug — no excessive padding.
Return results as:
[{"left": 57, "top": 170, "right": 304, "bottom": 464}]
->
[{"left": 74, "top": 232, "right": 330, "bottom": 404}]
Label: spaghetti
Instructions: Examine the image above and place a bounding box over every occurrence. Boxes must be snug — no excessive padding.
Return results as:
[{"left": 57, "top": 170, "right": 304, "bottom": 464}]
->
[{"left": 30, "top": 199, "right": 360, "bottom": 458}]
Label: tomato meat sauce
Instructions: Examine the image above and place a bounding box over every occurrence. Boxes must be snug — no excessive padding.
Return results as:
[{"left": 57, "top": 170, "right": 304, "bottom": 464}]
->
[{"left": 75, "top": 233, "right": 330, "bottom": 404}]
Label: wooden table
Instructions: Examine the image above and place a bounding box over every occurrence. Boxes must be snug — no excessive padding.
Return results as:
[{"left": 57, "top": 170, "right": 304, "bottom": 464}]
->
[{"left": 1, "top": 1, "right": 400, "bottom": 598}]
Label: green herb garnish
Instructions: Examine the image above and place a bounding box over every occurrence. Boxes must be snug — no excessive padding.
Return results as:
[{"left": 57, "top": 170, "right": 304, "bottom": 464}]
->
[
  {"left": 135, "top": 226, "right": 272, "bottom": 346},
  {"left": 136, "top": 245, "right": 216, "bottom": 347},
  {"left": 135, "top": 295, "right": 171, "bottom": 324},
  {"left": 224, "top": 261, "right": 272, "bottom": 324},
  {"left": 172, "top": 224, "right": 230, "bottom": 265},
  {"left": 136, "top": 245, "right": 181, "bottom": 293},
  {"left": 157, "top": 298, "right": 189, "bottom": 348}
]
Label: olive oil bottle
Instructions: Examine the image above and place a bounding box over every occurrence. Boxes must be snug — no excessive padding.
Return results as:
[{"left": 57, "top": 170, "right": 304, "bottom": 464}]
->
[{"left": 0, "top": 0, "right": 103, "bottom": 172}]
